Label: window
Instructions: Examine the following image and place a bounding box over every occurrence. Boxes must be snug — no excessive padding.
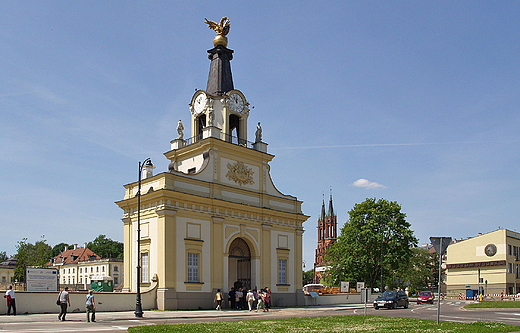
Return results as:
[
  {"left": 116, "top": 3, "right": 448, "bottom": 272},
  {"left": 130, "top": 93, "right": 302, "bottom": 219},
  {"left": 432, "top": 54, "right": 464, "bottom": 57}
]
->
[
  {"left": 187, "top": 253, "right": 199, "bottom": 282},
  {"left": 102, "top": 266, "right": 105, "bottom": 272},
  {"left": 90, "top": 267, "right": 93, "bottom": 273},
  {"left": 508, "top": 263, "right": 514, "bottom": 274},
  {"left": 278, "top": 259, "right": 287, "bottom": 284},
  {"left": 96, "top": 266, "right": 99, "bottom": 272},
  {"left": 141, "top": 253, "right": 149, "bottom": 283},
  {"left": 114, "top": 277, "right": 119, "bottom": 285},
  {"left": 114, "top": 266, "right": 119, "bottom": 272}
]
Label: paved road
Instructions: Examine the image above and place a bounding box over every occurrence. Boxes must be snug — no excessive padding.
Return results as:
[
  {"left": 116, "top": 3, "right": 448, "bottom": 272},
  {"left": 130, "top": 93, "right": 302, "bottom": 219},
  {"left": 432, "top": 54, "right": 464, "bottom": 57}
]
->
[
  {"left": 352, "top": 300, "right": 520, "bottom": 327},
  {"left": 0, "top": 300, "right": 519, "bottom": 332}
]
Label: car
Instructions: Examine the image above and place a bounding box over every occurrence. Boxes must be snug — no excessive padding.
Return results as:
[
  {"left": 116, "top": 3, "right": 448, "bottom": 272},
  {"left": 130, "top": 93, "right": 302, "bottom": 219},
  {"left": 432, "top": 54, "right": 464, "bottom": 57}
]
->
[
  {"left": 417, "top": 290, "right": 434, "bottom": 304},
  {"left": 373, "top": 290, "right": 409, "bottom": 309}
]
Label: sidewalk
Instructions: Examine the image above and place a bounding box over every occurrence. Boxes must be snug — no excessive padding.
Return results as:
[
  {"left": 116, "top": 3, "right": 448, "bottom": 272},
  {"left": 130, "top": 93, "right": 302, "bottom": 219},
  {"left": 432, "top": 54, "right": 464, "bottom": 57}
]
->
[{"left": 0, "top": 304, "right": 366, "bottom": 323}]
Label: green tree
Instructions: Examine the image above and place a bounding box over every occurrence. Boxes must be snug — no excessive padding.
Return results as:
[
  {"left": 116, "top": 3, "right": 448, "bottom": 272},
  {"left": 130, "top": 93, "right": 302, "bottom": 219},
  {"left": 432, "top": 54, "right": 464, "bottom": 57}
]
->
[
  {"left": 14, "top": 237, "right": 52, "bottom": 282},
  {"left": 0, "top": 251, "right": 8, "bottom": 262},
  {"left": 393, "top": 247, "right": 437, "bottom": 292},
  {"left": 51, "top": 243, "right": 72, "bottom": 258},
  {"left": 87, "top": 234, "right": 123, "bottom": 259},
  {"left": 303, "top": 269, "right": 314, "bottom": 286},
  {"left": 325, "top": 198, "right": 418, "bottom": 289}
]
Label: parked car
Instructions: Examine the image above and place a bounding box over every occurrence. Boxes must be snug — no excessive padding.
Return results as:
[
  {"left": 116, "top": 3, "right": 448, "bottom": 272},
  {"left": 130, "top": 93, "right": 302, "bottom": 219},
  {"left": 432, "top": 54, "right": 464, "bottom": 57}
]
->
[
  {"left": 373, "top": 290, "right": 409, "bottom": 309},
  {"left": 417, "top": 290, "right": 434, "bottom": 304}
]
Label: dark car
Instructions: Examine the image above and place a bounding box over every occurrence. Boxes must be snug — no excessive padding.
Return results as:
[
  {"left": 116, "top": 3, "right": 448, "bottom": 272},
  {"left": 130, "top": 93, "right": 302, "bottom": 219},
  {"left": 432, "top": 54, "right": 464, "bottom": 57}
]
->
[
  {"left": 373, "top": 290, "right": 409, "bottom": 309},
  {"left": 417, "top": 290, "right": 434, "bottom": 304}
]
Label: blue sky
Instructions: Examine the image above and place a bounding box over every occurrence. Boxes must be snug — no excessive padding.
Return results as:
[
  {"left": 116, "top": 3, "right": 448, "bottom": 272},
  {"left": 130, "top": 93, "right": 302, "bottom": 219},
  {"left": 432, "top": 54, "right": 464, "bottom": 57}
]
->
[{"left": 1, "top": 2, "right": 519, "bottom": 269}]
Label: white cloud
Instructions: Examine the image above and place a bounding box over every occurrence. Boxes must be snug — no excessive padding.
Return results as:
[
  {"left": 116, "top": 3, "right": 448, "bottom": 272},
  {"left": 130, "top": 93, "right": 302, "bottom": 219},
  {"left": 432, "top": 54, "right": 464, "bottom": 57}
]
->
[{"left": 351, "top": 178, "right": 386, "bottom": 189}]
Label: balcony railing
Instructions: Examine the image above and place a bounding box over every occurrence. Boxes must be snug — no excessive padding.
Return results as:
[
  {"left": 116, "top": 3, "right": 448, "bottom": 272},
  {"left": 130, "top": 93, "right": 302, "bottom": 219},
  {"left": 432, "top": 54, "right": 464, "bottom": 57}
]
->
[{"left": 182, "top": 132, "right": 256, "bottom": 150}]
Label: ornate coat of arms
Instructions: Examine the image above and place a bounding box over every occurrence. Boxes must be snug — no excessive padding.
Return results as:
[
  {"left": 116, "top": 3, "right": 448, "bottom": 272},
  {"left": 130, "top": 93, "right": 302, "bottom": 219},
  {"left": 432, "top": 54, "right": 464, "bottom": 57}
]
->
[{"left": 226, "top": 161, "right": 254, "bottom": 185}]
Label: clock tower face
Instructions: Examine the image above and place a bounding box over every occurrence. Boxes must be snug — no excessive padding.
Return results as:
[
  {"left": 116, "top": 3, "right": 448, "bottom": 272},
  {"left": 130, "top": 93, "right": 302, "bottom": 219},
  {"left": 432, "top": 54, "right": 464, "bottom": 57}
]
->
[
  {"left": 193, "top": 92, "right": 207, "bottom": 115},
  {"left": 229, "top": 93, "right": 245, "bottom": 113}
]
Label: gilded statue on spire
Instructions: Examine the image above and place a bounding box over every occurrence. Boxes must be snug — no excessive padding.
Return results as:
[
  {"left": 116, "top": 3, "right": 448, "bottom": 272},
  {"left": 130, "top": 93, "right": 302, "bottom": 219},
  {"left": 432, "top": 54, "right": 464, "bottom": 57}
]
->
[{"left": 204, "top": 17, "right": 230, "bottom": 47}]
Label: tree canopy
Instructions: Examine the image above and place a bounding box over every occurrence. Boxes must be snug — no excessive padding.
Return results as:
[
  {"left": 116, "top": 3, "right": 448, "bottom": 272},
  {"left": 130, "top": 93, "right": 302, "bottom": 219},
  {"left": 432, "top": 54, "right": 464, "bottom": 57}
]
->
[
  {"left": 87, "top": 234, "right": 123, "bottom": 259},
  {"left": 325, "top": 198, "right": 418, "bottom": 289},
  {"left": 394, "top": 247, "right": 438, "bottom": 293},
  {"left": 14, "top": 237, "right": 52, "bottom": 282}
]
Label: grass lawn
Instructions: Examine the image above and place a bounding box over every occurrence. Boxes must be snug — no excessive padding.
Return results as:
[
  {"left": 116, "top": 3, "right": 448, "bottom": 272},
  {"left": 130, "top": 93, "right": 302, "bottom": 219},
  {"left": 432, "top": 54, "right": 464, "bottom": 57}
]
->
[
  {"left": 128, "top": 315, "right": 519, "bottom": 332},
  {"left": 465, "top": 301, "right": 520, "bottom": 309}
]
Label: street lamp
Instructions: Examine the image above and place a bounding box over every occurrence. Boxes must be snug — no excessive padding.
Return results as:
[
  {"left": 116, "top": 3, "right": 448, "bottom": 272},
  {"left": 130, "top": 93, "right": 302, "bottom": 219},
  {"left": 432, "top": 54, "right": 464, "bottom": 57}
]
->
[{"left": 135, "top": 158, "right": 154, "bottom": 318}]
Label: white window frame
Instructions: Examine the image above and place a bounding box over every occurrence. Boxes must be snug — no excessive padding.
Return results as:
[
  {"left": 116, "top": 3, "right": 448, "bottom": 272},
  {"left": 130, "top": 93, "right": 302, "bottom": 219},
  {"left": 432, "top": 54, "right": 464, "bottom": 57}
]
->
[
  {"left": 141, "top": 253, "right": 149, "bottom": 283},
  {"left": 187, "top": 252, "right": 199, "bottom": 283},
  {"left": 278, "top": 259, "right": 287, "bottom": 285}
]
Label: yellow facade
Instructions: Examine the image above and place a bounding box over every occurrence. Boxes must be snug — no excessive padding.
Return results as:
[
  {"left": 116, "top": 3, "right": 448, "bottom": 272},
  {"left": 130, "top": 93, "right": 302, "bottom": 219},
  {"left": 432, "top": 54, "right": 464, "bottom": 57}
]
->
[
  {"left": 446, "top": 229, "right": 520, "bottom": 295},
  {"left": 0, "top": 267, "right": 14, "bottom": 284},
  {"left": 116, "top": 138, "right": 308, "bottom": 309}
]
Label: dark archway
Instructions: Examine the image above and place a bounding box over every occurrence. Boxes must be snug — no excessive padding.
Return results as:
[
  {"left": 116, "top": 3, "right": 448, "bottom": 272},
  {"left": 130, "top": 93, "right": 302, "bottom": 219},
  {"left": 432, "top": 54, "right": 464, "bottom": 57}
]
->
[{"left": 228, "top": 237, "right": 251, "bottom": 290}]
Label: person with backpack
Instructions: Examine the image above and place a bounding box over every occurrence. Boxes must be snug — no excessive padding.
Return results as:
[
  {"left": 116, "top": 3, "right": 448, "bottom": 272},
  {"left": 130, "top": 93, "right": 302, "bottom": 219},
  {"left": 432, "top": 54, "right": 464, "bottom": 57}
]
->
[{"left": 85, "top": 290, "right": 96, "bottom": 322}]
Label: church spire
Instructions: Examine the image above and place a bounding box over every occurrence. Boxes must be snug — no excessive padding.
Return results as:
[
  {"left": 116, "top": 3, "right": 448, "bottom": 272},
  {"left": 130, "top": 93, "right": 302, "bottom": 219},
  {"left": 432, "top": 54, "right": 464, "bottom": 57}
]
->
[
  {"left": 204, "top": 17, "right": 234, "bottom": 96},
  {"left": 320, "top": 194, "right": 326, "bottom": 221},
  {"left": 327, "top": 189, "right": 335, "bottom": 217}
]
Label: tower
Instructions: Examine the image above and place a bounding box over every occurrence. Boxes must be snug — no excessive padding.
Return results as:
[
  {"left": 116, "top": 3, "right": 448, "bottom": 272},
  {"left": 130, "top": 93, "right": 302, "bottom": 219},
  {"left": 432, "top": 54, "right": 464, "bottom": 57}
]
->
[
  {"left": 314, "top": 192, "right": 337, "bottom": 283},
  {"left": 116, "top": 18, "right": 308, "bottom": 310}
]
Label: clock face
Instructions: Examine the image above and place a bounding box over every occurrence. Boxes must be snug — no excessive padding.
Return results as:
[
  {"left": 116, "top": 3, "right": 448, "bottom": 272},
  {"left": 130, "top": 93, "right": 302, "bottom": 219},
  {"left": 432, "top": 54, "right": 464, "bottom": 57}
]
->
[
  {"left": 193, "top": 92, "right": 206, "bottom": 115},
  {"left": 229, "top": 93, "right": 244, "bottom": 113},
  {"left": 485, "top": 244, "right": 497, "bottom": 257}
]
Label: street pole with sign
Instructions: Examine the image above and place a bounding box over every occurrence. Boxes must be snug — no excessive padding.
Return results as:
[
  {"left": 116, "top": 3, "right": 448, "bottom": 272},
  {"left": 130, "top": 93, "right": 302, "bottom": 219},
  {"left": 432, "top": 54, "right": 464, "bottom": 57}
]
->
[{"left": 430, "top": 236, "right": 451, "bottom": 324}]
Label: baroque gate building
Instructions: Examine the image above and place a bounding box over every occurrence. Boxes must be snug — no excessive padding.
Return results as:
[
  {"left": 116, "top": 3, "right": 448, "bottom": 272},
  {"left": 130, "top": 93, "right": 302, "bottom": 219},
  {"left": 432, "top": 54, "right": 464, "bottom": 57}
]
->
[{"left": 116, "top": 18, "right": 308, "bottom": 310}]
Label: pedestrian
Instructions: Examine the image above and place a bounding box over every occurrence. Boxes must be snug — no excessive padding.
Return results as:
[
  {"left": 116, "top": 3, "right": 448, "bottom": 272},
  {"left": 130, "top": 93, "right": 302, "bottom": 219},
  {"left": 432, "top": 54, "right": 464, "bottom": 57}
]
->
[
  {"left": 253, "top": 289, "right": 259, "bottom": 309},
  {"left": 235, "top": 288, "right": 243, "bottom": 309},
  {"left": 57, "top": 287, "right": 71, "bottom": 321},
  {"left": 246, "top": 289, "right": 255, "bottom": 311},
  {"left": 256, "top": 289, "right": 265, "bottom": 312},
  {"left": 4, "top": 285, "right": 16, "bottom": 315},
  {"left": 214, "top": 289, "right": 223, "bottom": 310},
  {"left": 228, "top": 287, "right": 236, "bottom": 310},
  {"left": 264, "top": 287, "right": 271, "bottom": 311},
  {"left": 85, "top": 290, "right": 96, "bottom": 322}
]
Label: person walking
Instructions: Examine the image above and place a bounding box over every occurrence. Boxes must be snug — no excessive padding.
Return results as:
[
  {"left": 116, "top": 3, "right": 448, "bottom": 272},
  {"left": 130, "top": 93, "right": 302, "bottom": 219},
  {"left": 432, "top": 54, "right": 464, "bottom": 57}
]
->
[
  {"left": 235, "top": 288, "right": 243, "bottom": 309},
  {"left": 264, "top": 287, "right": 271, "bottom": 312},
  {"left": 214, "top": 289, "right": 223, "bottom": 310},
  {"left": 246, "top": 289, "right": 255, "bottom": 311},
  {"left": 57, "top": 287, "right": 71, "bottom": 321},
  {"left": 4, "top": 286, "right": 16, "bottom": 315},
  {"left": 85, "top": 290, "right": 96, "bottom": 322},
  {"left": 228, "top": 287, "right": 236, "bottom": 310},
  {"left": 256, "top": 289, "right": 265, "bottom": 312}
]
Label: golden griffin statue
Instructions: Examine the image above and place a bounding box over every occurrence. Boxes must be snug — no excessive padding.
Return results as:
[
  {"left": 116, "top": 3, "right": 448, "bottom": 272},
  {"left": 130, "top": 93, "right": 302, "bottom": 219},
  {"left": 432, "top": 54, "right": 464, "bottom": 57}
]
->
[{"left": 204, "top": 17, "right": 230, "bottom": 47}]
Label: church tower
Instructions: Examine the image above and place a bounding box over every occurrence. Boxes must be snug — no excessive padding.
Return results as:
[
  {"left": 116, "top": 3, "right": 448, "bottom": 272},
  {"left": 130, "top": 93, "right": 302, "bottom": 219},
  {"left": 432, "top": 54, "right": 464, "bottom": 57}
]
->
[
  {"left": 116, "top": 18, "right": 308, "bottom": 310},
  {"left": 314, "top": 192, "right": 337, "bottom": 283}
]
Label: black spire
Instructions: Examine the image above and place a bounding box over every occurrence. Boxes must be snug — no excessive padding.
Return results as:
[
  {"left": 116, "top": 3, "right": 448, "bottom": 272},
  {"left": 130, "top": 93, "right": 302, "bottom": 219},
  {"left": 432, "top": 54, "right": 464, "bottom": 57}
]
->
[
  {"left": 327, "top": 191, "right": 335, "bottom": 217},
  {"left": 206, "top": 45, "right": 234, "bottom": 96},
  {"left": 320, "top": 195, "right": 326, "bottom": 221}
]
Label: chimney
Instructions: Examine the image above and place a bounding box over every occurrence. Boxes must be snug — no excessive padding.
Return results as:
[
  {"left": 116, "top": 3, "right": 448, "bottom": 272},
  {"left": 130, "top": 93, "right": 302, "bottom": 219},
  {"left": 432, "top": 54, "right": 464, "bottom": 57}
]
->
[
  {"left": 73, "top": 244, "right": 78, "bottom": 250},
  {"left": 64, "top": 246, "right": 67, "bottom": 252},
  {"left": 84, "top": 242, "right": 88, "bottom": 249}
]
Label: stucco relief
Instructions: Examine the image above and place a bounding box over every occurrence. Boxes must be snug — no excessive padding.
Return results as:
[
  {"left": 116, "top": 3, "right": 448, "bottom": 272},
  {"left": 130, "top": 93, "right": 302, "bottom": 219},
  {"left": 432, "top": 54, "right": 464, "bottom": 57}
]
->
[{"left": 225, "top": 161, "right": 254, "bottom": 185}]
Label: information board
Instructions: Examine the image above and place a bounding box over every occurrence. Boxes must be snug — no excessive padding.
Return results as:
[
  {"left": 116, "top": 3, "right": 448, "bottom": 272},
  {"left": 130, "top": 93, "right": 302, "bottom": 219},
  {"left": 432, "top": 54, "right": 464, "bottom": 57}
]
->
[{"left": 26, "top": 268, "right": 58, "bottom": 291}]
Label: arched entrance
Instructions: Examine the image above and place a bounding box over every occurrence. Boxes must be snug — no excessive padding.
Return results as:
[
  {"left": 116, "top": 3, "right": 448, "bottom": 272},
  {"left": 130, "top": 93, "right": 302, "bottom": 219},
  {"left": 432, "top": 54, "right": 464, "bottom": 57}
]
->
[{"left": 228, "top": 237, "right": 251, "bottom": 290}]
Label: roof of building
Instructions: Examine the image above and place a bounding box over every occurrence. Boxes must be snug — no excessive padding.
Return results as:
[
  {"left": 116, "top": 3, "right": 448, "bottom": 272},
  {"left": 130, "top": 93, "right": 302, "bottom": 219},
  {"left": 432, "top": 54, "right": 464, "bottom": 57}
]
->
[
  {"left": 53, "top": 247, "right": 100, "bottom": 265},
  {"left": 0, "top": 257, "right": 16, "bottom": 269}
]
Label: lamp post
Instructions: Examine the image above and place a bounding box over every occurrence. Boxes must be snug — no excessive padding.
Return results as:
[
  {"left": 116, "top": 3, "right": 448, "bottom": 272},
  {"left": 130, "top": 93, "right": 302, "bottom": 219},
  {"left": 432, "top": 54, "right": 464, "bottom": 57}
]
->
[{"left": 135, "top": 158, "right": 154, "bottom": 318}]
